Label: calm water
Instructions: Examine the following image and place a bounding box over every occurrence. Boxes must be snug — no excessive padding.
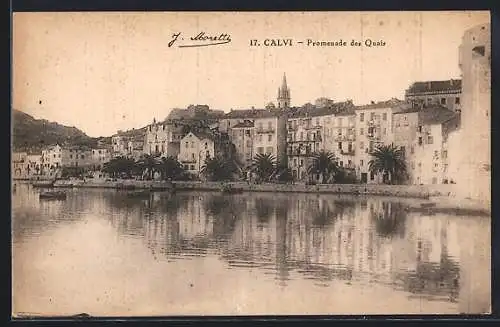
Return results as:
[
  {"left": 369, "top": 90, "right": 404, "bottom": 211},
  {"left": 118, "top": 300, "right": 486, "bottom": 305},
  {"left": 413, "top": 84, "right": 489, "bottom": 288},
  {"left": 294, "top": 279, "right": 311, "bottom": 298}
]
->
[{"left": 12, "top": 182, "right": 491, "bottom": 316}]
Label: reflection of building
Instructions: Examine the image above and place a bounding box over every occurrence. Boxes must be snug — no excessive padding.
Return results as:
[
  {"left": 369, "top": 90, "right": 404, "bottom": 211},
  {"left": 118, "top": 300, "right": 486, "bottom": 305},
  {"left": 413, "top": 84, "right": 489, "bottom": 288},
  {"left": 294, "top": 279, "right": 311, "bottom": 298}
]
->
[{"left": 405, "top": 80, "right": 462, "bottom": 113}]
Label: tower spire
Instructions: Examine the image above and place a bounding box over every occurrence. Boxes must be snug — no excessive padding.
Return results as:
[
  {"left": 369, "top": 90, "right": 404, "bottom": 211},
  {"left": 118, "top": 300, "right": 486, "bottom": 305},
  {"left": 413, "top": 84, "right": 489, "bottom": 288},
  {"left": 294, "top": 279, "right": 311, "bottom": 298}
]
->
[{"left": 277, "top": 72, "right": 291, "bottom": 109}]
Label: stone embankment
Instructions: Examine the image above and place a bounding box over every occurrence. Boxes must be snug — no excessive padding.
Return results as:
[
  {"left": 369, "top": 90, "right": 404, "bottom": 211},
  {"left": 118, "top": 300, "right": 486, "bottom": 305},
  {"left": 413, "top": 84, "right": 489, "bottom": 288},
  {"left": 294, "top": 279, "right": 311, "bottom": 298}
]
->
[{"left": 14, "top": 178, "right": 490, "bottom": 216}]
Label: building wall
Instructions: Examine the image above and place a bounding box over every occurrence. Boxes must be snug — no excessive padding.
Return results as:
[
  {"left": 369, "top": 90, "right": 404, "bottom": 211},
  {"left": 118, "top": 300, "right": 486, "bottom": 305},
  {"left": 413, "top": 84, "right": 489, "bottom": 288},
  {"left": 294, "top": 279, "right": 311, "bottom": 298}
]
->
[
  {"left": 412, "top": 124, "right": 444, "bottom": 185},
  {"left": 61, "top": 148, "right": 93, "bottom": 168},
  {"left": 231, "top": 127, "right": 254, "bottom": 168},
  {"left": 354, "top": 107, "right": 394, "bottom": 183},
  {"left": 253, "top": 117, "right": 279, "bottom": 159},
  {"left": 455, "top": 23, "right": 491, "bottom": 204},
  {"left": 392, "top": 112, "right": 420, "bottom": 183},
  {"left": 178, "top": 133, "right": 215, "bottom": 174},
  {"left": 324, "top": 114, "right": 356, "bottom": 169}
]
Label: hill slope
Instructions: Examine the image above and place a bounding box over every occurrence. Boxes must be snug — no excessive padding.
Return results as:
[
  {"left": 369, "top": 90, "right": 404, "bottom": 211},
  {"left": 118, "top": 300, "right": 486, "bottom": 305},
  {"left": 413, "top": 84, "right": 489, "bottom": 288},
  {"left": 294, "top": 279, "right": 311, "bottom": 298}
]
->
[{"left": 12, "top": 109, "right": 96, "bottom": 151}]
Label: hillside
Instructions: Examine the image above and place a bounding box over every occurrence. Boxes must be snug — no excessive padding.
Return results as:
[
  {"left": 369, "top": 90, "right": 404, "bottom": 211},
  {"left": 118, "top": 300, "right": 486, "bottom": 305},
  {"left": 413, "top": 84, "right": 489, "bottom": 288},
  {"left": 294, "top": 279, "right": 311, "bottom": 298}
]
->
[{"left": 12, "top": 109, "right": 98, "bottom": 152}]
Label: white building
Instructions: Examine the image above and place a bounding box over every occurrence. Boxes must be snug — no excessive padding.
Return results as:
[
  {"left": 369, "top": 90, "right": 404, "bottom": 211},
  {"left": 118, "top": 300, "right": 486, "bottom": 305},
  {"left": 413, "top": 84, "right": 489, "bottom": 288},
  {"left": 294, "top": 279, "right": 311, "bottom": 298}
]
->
[{"left": 178, "top": 131, "right": 216, "bottom": 174}]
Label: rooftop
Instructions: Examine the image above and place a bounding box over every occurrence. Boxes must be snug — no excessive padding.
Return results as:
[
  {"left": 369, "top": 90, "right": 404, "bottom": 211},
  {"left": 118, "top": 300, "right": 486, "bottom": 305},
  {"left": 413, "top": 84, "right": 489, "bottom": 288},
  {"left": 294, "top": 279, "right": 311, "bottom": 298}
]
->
[
  {"left": 405, "top": 79, "right": 462, "bottom": 95},
  {"left": 223, "top": 108, "right": 283, "bottom": 119},
  {"left": 287, "top": 101, "right": 355, "bottom": 118},
  {"left": 355, "top": 98, "right": 404, "bottom": 110},
  {"left": 418, "top": 105, "right": 458, "bottom": 125},
  {"left": 166, "top": 105, "right": 225, "bottom": 121}
]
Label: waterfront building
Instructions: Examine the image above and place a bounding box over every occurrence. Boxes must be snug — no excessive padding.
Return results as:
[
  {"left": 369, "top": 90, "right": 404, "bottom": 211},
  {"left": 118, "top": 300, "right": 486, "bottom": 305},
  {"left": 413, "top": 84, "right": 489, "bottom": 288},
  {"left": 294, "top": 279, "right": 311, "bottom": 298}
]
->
[
  {"left": 178, "top": 131, "right": 217, "bottom": 174},
  {"left": 62, "top": 146, "right": 93, "bottom": 168},
  {"left": 322, "top": 106, "right": 357, "bottom": 170},
  {"left": 253, "top": 110, "right": 288, "bottom": 166},
  {"left": 126, "top": 139, "right": 144, "bottom": 160},
  {"left": 393, "top": 105, "right": 459, "bottom": 185},
  {"left": 405, "top": 79, "right": 462, "bottom": 113},
  {"left": 41, "top": 144, "right": 63, "bottom": 172},
  {"left": 111, "top": 133, "right": 129, "bottom": 157},
  {"left": 230, "top": 120, "right": 255, "bottom": 169},
  {"left": 12, "top": 152, "right": 28, "bottom": 178},
  {"left": 90, "top": 148, "right": 111, "bottom": 170},
  {"left": 26, "top": 153, "right": 42, "bottom": 176},
  {"left": 354, "top": 99, "right": 402, "bottom": 183}
]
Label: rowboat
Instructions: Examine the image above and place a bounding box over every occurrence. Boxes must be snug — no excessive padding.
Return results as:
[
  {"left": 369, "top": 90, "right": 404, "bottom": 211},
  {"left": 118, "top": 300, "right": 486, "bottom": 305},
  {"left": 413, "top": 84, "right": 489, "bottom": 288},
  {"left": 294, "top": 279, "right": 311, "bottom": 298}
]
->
[{"left": 39, "top": 191, "right": 67, "bottom": 200}]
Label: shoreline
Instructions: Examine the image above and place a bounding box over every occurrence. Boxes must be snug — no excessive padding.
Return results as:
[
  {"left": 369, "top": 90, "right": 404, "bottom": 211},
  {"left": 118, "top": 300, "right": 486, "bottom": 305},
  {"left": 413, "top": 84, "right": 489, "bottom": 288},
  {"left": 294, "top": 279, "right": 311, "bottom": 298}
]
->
[{"left": 13, "top": 178, "right": 490, "bottom": 216}]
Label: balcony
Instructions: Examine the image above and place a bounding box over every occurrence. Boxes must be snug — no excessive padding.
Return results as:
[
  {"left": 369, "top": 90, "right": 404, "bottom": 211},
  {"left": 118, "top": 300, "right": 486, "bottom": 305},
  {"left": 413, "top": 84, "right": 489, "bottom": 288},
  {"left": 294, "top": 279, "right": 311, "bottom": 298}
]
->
[
  {"left": 287, "top": 148, "right": 315, "bottom": 157},
  {"left": 256, "top": 127, "right": 275, "bottom": 134},
  {"left": 334, "top": 134, "right": 355, "bottom": 142},
  {"left": 180, "top": 158, "right": 197, "bottom": 164}
]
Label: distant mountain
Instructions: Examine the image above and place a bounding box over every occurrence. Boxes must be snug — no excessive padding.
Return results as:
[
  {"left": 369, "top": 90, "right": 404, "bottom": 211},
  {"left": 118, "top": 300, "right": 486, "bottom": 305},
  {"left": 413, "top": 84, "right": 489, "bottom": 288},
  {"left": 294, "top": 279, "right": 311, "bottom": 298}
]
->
[{"left": 12, "top": 109, "right": 98, "bottom": 152}]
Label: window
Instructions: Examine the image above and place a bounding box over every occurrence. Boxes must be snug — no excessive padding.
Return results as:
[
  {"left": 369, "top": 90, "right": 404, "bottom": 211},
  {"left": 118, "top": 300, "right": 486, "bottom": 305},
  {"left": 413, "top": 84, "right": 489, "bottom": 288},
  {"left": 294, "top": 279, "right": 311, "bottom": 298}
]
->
[
  {"left": 383, "top": 128, "right": 387, "bottom": 135},
  {"left": 411, "top": 162, "right": 415, "bottom": 170},
  {"left": 190, "top": 164, "right": 195, "bottom": 170},
  {"left": 434, "top": 150, "right": 439, "bottom": 157},
  {"left": 293, "top": 159, "right": 297, "bottom": 166},
  {"left": 258, "top": 135, "right": 263, "bottom": 142},
  {"left": 382, "top": 113, "right": 387, "bottom": 121},
  {"left": 81, "top": 155, "right": 84, "bottom": 159},
  {"left": 370, "top": 171, "right": 375, "bottom": 180},
  {"left": 360, "top": 128, "right": 364, "bottom": 135},
  {"left": 427, "top": 98, "right": 433, "bottom": 104},
  {"left": 360, "top": 141, "right": 364, "bottom": 149},
  {"left": 340, "top": 161, "right": 344, "bottom": 167},
  {"left": 338, "top": 142, "right": 343, "bottom": 150},
  {"left": 348, "top": 142, "right": 353, "bottom": 152},
  {"left": 257, "top": 147, "right": 264, "bottom": 154},
  {"left": 360, "top": 113, "right": 364, "bottom": 122},
  {"left": 348, "top": 160, "right": 352, "bottom": 166},
  {"left": 268, "top": 134, "right": 272, "bottom": 142},
  {"left": 192, "top": 153, "right": 195, "bottom": 160},
  {"left": 300, "top": 159, "right": 303, "bottom": 167},
  {"left": 300, "top": 132, "right": 304, "bottom": 140},
  {"left": 442, "top": 150, "right": 448, "bottom": 159},
  {"left": 428, "top": 136, "right": 434, "bottom": 144},
  {"left": 418, "top": 137, "right": 423, "bottom": 146},
  {"left": 417, "top": 126, "right": 422, "bottom": 133},
  {"left": 70, "top": 154, "right": 73, "bottom": 159},
  {"left": 370, "top": 112, "right": 375, "bottom": 120},
  {"left": 266, "top": 147, "right": 273, "bottom": 154},
  {"left": 455, "top": 97, "right": 460, "bottom": 104},
  {"left": 360, "top": 160, "right": 364, "bottom": 166},
  {"left": 410, "top": 145, "right": 414, "bottom": 154},
  {"left": 401, "top": 146, "right": 406, "bottom": 156}
]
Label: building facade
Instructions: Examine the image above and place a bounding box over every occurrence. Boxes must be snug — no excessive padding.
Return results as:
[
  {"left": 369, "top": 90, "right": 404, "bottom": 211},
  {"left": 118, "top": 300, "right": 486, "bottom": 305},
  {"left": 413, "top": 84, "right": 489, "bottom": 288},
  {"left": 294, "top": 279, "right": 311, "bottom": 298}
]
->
[
  {"left": 354, "top": 100, "right": 400, "bottom": 183},
  {"left": 178, "top": 131, "right": 216, "bottom": 174},
  {"left": 230, "top": 120, "right": 255, "bottom": 169}
]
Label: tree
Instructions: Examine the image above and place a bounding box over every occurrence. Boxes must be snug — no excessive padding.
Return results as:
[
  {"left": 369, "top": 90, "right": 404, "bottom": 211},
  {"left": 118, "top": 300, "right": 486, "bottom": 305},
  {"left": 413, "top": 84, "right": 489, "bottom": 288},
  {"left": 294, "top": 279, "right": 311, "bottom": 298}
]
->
[
  {"left": 200, "top": 157, "right": 235, "bottom": 181},
  {"left": 102, "top": 156, "right": 136, "bottom": 178},
  {"left": 368, "top": 143, "right": 407, "bottom": 184},
  {"left": 136, "top": 154, "right": 160, "bottom": 180},
  {"left": 307, "top": 150, "right": 339, "bottom": 184},
  {"left": 158, "top": 156, "right": 184, "bottom": 180},
  {"left": 250, "top": 153, "right": 276, "bottom": 182}
]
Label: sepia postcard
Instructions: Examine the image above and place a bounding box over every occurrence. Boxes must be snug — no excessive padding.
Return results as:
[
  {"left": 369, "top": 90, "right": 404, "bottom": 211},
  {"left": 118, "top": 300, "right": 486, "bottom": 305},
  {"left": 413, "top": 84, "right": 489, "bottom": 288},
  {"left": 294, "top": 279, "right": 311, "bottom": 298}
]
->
[{"left": 11, "top": 11, "right": 491, "bottom": 317}]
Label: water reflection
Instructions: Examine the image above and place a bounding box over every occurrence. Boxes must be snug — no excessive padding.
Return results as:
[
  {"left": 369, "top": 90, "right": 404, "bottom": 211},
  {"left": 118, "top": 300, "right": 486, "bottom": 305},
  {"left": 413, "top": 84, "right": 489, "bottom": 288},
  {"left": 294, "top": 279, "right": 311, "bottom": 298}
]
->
[{"left": 12, "top": 183, "right": 491, "bottom": 314}]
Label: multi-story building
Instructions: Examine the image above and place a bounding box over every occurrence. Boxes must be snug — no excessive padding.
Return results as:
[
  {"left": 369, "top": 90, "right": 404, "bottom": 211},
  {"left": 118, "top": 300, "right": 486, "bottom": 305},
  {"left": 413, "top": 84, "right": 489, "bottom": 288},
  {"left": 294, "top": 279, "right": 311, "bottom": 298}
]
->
[
  {"left": 127, "top": 139, "right": 144, "bottom": 160},
  {"left": 90, "top": 148, "right": 111, "bottom": 170},
  {"left": 407, "top": 106, "right": 459, "bottom": 185},
  {"left": 111, "top": 133, "right": 129, "bottom": 157},
  {"left": 230, "top": 120, "right": 255, "bottom": 169},
  {"left": 253, "top": 111, "right": 288, "bottom": 166},
  {"left": 405, "top": 79, "right": 462, "bottom": 113},
  {"left": 453, "top": 23, "right": 491, "bottom": 204},
  {"left": 326, "top": 109, "right": 356, "bottom": 170},
  {"left": 26, "top": 153, "right": 42, "bottom": 176},
  {"left": 143, "top": 120, "right": 171, "bottom": 156},
  {"left": 12, "top": 152, "right": 28, "bottom": 178},
  {"left": 62, "top": 146, "right": 93, "bottom": 168},
  {"left": 354, "top": 99, "right": 401, "bottom": 183},
  {"left": 41, "top": 144, "right": 63, "bottom": 172}
]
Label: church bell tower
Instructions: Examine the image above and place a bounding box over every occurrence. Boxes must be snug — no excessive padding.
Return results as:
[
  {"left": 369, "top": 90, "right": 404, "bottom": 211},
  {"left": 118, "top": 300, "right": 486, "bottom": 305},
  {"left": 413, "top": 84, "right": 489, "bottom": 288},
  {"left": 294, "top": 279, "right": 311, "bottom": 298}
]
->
[{"left": 277, "top": 73, "right": 291, "bottom": 109}]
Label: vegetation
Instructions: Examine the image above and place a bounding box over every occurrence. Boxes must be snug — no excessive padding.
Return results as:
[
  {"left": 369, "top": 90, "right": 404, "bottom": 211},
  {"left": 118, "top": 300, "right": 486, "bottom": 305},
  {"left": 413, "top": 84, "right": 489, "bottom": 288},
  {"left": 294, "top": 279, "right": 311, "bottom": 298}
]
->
[
  {"left": 102, "top": 156, "right": 137, "bottom": 178},
  {"left": 157, "top": 156, "right": 185, "bottom": 181},
  {"left": 307, "top": 150, "right": 339, "bottom": 183},
  {"left": 368, "top": 143, "right": 408, "bottom": 184},
  {"left": 200, "top": 157, "right": 236, "bottom": 181},
  {"left": 250, "top": 153, "right": 276, "bottom": 182}
]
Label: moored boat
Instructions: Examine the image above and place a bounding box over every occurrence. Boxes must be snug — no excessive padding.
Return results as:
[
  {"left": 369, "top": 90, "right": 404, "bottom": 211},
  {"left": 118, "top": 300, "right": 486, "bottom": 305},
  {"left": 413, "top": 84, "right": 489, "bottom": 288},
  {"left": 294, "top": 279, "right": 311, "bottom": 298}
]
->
[
  {"left": 39, "top": 191, "right": 67, "bottom": 200},
  {"left": 32, "top": 180, "right": 55, "bottom": 188}
]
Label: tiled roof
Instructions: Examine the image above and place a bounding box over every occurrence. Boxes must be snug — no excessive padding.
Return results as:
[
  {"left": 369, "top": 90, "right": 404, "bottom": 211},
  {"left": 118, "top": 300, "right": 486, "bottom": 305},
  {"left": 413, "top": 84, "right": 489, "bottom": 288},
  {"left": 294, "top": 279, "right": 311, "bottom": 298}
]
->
[
  {"left": 405, "top": 80, "right": 462, "bottom": 95},
  {"left": 287, "top": 101, "right": 356, "bottom": 118},
  {"left": 232, "top": 120, "right": 255, "bottom": 128},
  {"left": 392, "top": 102, "right": 420, "bottom": 115},
  {"left": 224, "top": 108, "right": 282, "bottom": 119},
  {"left": 418, "top": 105, "right": 458, "bottom": 125},
  {"left": 166, "top": 106, "right": 224, "bottom": 121},
  {"left": 355, "top": 98, "right": 404, "bottom": 110}
]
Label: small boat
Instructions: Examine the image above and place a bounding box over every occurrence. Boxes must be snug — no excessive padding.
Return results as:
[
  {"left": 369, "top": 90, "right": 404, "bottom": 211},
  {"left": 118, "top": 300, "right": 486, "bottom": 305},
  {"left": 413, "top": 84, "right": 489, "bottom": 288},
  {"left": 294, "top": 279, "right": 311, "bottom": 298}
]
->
[
  {"left": 126, "top": 190, "right": 151, "bottom": 198},
  {"left": 39, "top": 191, "right": 67, "bottom": 200},
  {"left": 32, "top": 180, "right": 55, "bottom": 188}
]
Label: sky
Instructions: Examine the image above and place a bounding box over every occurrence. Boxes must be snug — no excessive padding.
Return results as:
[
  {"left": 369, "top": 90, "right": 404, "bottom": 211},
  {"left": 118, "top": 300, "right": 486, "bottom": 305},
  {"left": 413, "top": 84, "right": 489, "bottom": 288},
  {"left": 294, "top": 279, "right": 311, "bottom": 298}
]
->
[{"left": 12, "top": 11, "right": 489, "bottom": 137}]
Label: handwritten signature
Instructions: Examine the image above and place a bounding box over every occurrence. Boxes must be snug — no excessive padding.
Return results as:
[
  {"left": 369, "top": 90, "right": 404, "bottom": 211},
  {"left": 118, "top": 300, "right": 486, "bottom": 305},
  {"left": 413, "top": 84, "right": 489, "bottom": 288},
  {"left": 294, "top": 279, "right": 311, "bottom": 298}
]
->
[{"left": 168, "top": 32, "right": 232, "bottom": 48}]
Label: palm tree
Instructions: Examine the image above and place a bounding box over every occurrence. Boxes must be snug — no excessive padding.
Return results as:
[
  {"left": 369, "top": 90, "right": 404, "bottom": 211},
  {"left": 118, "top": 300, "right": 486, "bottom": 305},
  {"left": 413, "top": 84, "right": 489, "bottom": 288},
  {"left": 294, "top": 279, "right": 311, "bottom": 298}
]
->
[
  {"left": 200, "top": 157, "right": 234, "bottom": 181},
  {"left": 307, "top": 150, "right": 339, "bottom": 184},
  {"left": 136, "top": 154, "right": 160, "bottom": 180},
  {"left": 368, "top": 143, "right": 407, "bottom": 184},
  {"left": 250, "top": 153, "right": 276, "bottom": 182},
  {"left": 158, "top": 156, "right": 184, "bottom": 181}
]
